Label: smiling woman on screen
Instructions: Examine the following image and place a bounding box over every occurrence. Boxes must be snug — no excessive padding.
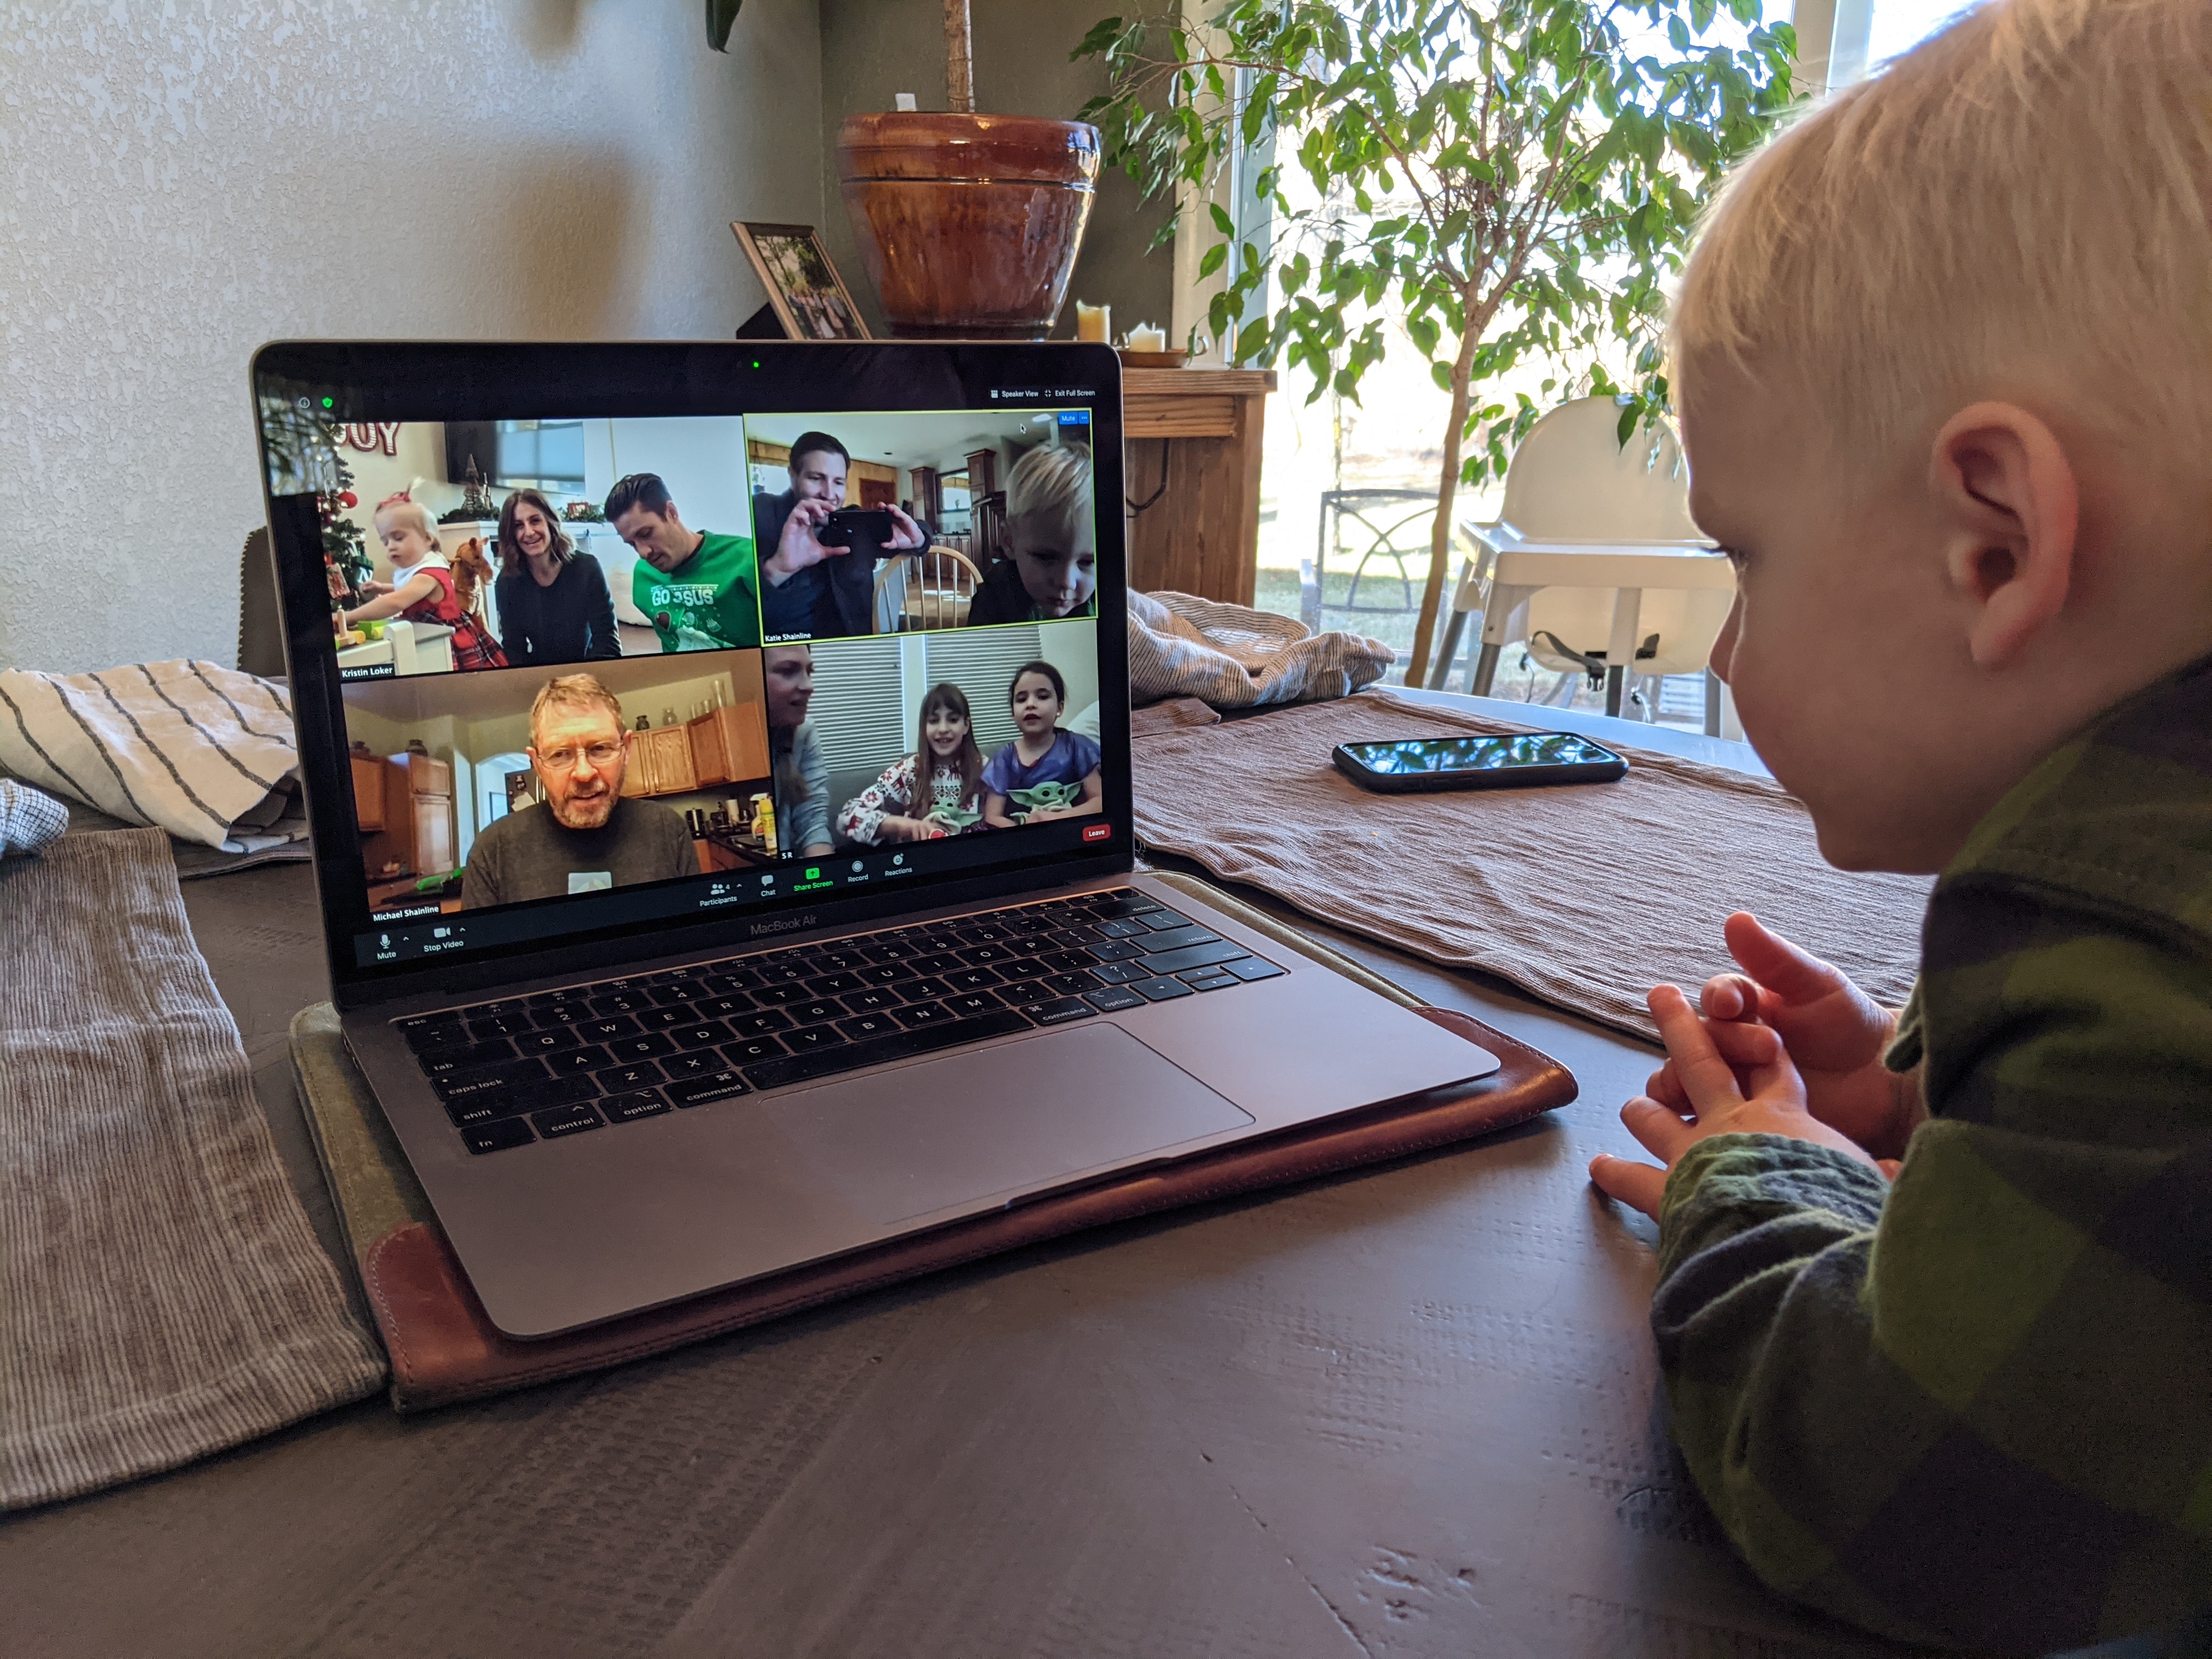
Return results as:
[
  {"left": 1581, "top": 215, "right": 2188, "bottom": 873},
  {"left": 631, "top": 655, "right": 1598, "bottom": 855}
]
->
[{"left": 493, "top": 489, "right": 620, "bottom": 668}]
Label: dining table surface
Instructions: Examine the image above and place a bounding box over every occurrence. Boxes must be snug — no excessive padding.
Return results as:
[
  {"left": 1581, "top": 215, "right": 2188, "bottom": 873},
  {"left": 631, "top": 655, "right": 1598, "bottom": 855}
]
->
[{"left": 0, "top": 692, "right": 1919, "bottom": 1659}]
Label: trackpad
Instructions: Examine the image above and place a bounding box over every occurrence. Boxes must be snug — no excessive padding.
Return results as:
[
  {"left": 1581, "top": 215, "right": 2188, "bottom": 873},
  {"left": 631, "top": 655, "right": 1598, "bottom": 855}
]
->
[{"left": 758, "top": 1024, "right": 1255, "bottom": 1224}]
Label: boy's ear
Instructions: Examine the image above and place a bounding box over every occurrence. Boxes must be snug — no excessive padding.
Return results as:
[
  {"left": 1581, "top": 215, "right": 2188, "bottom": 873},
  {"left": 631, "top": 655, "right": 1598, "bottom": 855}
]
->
[{"left": 1929, "top": 402, "right": 2081, "bottom": 668}]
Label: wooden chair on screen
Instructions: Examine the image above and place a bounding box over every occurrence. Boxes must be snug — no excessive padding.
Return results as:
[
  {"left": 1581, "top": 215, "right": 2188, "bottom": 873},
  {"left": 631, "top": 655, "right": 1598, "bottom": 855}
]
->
[{"left": 875, "top": 545, "right": 983, "bottom": 631}]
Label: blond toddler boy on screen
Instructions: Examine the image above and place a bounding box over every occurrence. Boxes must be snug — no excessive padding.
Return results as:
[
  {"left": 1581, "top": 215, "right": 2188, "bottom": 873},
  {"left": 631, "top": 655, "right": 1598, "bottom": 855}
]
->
[{"left": 1583, "top": 2, "right": 2212, "bottom": 1652}]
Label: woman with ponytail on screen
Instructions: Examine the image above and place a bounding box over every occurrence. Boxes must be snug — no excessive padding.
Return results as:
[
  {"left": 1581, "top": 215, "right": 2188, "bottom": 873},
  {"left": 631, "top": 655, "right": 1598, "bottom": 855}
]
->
[{"left": 763, "top": 644, "right": 833, "bottom": 857}]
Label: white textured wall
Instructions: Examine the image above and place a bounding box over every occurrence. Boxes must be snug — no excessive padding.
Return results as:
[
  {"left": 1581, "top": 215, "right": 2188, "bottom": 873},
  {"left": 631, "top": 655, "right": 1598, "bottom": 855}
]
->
[{"left": 0, "top": 0, "right": 824, "bottom": 673}]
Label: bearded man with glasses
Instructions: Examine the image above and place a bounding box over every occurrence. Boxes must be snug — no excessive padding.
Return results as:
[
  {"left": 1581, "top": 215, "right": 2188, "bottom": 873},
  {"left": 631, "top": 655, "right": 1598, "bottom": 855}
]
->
[{"left": 459, "top": 674, "right": 697, "bottom": 909}]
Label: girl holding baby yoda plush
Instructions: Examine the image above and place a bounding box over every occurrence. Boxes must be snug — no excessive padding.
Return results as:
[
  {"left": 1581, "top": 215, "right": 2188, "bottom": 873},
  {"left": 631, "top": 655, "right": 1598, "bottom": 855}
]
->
[
  {"left": 981, "top": 662, "right": 1101, "bottom": 827},
  {"left": 836, "top": 682, "right": 990, "bottom": 844}
]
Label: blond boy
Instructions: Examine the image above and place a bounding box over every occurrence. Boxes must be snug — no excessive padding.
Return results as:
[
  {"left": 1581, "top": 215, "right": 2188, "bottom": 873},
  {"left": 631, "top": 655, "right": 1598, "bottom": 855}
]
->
[
  {"left": 1585, "top": 1, "right": 2212, "bottom": 1650},
  {"left": 964, "top": 445, "right": 1098, "bottom": 627}
]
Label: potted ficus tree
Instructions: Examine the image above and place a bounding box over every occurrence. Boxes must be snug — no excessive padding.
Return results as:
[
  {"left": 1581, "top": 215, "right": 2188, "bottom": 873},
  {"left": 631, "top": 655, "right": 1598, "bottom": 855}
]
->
[
  {"left": 712, "top": 1, "right": 1101, "bottom": 339},
  {"left": 1079, "top": 0, "right": 1798, "bottom": 684}
]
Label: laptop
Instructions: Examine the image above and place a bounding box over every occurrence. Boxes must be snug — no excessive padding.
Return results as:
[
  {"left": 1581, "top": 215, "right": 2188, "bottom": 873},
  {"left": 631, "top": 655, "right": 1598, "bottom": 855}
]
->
[{"left": 252, "top": 340, "right": 1497, "bottom": 1339}]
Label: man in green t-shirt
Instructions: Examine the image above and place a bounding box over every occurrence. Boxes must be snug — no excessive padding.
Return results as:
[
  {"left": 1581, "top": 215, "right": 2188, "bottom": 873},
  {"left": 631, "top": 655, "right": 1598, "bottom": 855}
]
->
[{"left": 606, "top": 472, "right": 760, "bottom": 652}]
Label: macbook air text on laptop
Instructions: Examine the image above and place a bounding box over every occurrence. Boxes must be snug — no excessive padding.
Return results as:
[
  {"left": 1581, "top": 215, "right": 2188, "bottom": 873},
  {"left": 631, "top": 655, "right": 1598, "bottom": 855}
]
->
[{"left": 252, "top": 341, "right": 1495, "bottom": 1339}]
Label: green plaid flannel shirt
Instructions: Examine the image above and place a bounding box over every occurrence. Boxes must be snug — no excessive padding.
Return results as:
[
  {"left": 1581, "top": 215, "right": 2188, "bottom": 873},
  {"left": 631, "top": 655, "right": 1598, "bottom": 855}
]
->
[{"left": 1654, "top": 659, "right": 2212, "bottom": 1655}]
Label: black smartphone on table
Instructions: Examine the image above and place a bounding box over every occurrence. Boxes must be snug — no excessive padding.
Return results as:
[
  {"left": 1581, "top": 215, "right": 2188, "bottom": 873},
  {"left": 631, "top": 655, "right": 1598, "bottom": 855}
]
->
[{"left": 1332, "top": 731, "right": 1628, "bottom": 792}]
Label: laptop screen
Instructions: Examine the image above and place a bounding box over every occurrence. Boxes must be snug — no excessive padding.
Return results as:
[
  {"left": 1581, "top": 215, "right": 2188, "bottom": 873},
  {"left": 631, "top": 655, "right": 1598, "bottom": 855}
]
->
[{"left": 252, "top": 345, "right": 1127, "bottom": 997}]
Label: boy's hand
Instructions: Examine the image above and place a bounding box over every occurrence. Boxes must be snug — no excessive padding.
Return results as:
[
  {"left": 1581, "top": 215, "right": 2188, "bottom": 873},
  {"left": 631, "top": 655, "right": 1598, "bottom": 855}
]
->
[
  {"left": 1589, "top": 985, "right": 1888, "bottom": 1221},
  {"left": 1645, "top": 912, "right": 1921, "bottom": 1160}
]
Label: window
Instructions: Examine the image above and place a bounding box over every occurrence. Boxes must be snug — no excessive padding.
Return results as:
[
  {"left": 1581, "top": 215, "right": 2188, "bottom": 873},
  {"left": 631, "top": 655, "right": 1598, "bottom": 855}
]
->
[
  {"left": 1818, "top": 0, "right": 1968, "bottom": 88},
  {"left": 1866, "top": 0, "right": 1965, "bottom": 64},
  {"left": 938, "top": 472, "right": 972, "bottom": 537},
  {"left": 805, "top": 637, "right": 907, "bottom": 773},
  {"left": 922, "top": 627, "right": 1043, "bottom": 753},
  {"left": 491, "top": 420, "right": 586, "bottom": 493}
]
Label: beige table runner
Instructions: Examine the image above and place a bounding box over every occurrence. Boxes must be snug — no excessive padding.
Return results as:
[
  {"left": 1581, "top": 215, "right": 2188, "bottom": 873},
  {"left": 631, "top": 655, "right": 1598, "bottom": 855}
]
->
[
  {"left": 0, "top": 830, "right": 385, "bottom": 1509},
  {"left": 1131, "top": 690, "right": 1930, "bottom": 1041}
]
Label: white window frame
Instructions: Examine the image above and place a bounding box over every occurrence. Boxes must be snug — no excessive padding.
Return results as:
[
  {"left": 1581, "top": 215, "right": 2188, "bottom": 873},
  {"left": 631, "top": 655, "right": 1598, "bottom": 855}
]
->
[
  {"left": 1169, "top": 48, "right": 1278, "bottom": 356},
  {"left": 1792, "top": 0, "right": 1879, "bottom": 93}
]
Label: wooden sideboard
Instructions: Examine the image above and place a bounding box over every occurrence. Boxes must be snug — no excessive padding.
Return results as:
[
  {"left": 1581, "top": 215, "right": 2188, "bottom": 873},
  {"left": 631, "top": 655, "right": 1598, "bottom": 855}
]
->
[
  {"left": 1122, "top": 366, "right": 1277, "bottom": 606},
  {"left": 349, "top": 754, "right": 386, "bottom": 833}
]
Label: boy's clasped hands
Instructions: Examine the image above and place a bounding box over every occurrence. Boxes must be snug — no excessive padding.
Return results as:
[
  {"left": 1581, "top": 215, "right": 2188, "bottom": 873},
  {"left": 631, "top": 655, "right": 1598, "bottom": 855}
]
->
[{"left": 1588, "top": 911, "right": 1925, "bottom": 1219}]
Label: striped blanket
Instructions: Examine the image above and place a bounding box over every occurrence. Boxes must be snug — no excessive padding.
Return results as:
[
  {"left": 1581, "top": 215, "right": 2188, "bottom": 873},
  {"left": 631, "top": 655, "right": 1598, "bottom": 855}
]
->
[
  {"left": 1128, "top": 590, "right": 1395, "bottom": 709},
  {"left": 0, "top": 661, "right": 302, "bottom": 852}
]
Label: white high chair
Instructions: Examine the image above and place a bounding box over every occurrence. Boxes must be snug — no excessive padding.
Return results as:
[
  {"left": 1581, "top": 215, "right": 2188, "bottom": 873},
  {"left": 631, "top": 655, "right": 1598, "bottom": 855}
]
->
[{"left": 1442, "top": 397, "right": 1737, "bottom": 732}]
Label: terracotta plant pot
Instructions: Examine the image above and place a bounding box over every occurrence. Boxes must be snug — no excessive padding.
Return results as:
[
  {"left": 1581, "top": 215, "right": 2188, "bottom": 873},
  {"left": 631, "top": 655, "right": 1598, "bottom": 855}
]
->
[{"left": 837, "top": 111, "right": 1099, "bottom": 341}]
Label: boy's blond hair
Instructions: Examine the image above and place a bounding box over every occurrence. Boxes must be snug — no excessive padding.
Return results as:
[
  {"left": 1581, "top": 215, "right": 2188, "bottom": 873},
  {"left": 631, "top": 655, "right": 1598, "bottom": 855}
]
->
[
  {"left": 1005, "top": 444, "right": 1093, "bottom": 548},
  {"left": 1672, "top": 0, "right": 2212, "bottom": 479}
]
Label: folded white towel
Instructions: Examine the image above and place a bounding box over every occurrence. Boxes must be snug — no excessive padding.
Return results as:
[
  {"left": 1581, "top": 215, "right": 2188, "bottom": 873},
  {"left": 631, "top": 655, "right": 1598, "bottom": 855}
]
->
[
  {"left": 1128, "top": 590, "right": 1395, "bottom": 709},
  {"left": 0, "top": 662, "right": 300, "bottom": 852}
]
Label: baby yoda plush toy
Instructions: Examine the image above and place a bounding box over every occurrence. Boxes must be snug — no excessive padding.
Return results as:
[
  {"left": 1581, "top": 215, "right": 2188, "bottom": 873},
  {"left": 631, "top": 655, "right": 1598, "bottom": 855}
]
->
[
  {"left": 0, "top": 778, "right": 68, "bottom": 859},
  {"left": 1004, "top": 781, "right": 1084, "bottom": 824}
]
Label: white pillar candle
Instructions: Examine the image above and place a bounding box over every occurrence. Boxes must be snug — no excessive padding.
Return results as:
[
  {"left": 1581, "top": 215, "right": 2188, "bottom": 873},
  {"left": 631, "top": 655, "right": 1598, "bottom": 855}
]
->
[
  {"left": 1075, "top": 302, "right": 1110, "bottom": 343},
  {"left": 1126, "top": 323, "right": 1167, "bottom": 352}
]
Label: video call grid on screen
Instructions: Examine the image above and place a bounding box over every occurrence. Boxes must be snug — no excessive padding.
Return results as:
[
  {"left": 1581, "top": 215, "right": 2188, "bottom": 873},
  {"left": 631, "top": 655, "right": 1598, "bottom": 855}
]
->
[
  {"left": 316, "top": 400, "right": 1109, "bottom": 961},
  {"left": 312, "top": 400, "right": 1106, "bottom": 946},
  {"left": 339, "top": 618, "right": 1108, "bottom": 964},
  {"left": 322, "top": 406, "right": 1098, "bottom": 684},
  {"left": 340, "top": 618, "right": 1103, "bottom": 891}
]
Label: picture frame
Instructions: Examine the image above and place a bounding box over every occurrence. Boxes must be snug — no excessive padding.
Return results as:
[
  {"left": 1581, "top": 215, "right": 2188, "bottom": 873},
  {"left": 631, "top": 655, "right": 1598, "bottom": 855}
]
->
[{"left": 730, "top": 222, "right": 872, "bottom": 342}]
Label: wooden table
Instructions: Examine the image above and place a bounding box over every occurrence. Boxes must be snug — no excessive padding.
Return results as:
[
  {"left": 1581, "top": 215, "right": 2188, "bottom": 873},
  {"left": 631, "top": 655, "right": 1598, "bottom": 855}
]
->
[
  {"left": 2, "top": 701, "right": 1916, "bottom": 1659},
  {"left": 1123, "top": 366, "right": 1277, "bottom": 606}
]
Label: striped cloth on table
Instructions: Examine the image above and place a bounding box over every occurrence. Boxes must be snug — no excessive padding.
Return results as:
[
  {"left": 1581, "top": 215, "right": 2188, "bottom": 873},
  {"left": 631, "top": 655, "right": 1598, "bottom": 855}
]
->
[
  {"left": 1129, "top": 590, "right": 1396, "bottom": 709},
  {"left": 1130, "top": 686, "right": 1928, "bottom": 1042},
  {"left": 0, "top": 661, "right": 300, "bottom": 851},
  {"left": 0, "top": 830, "right": 385, "bottom": 1508}
]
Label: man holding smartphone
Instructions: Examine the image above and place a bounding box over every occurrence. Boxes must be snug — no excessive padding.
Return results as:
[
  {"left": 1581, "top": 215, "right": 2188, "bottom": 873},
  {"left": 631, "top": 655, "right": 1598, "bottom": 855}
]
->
[{"left": 755, "top": 430, "right": 926, "bottom": 642}]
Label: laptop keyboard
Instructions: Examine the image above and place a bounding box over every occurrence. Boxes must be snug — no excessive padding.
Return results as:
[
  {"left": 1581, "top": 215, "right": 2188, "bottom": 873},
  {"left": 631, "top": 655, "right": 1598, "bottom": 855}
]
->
[{"left": 392, "top": 888, "right": 1285, "bottom": 1154}]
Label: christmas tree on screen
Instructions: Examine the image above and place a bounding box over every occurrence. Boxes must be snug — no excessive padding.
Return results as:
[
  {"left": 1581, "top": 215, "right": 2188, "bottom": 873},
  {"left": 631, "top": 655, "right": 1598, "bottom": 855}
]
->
[{"left": 319, "top": 424, "right": 370, "bottom": 612}]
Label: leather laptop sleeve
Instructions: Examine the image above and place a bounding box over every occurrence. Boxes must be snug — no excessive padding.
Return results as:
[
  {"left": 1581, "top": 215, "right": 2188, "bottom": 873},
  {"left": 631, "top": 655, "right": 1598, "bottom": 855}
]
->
[{"left": 290, "top": 872, "right": 1578, "bottom": 1412}]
